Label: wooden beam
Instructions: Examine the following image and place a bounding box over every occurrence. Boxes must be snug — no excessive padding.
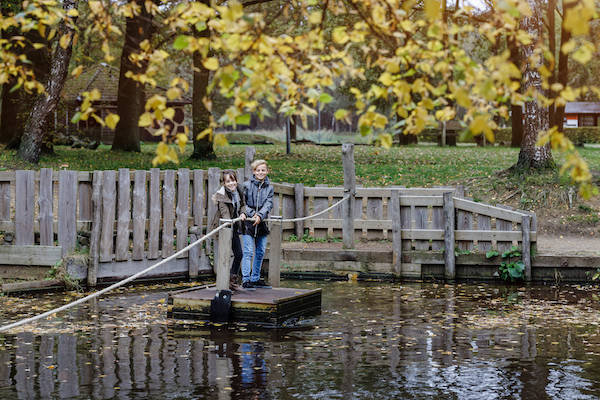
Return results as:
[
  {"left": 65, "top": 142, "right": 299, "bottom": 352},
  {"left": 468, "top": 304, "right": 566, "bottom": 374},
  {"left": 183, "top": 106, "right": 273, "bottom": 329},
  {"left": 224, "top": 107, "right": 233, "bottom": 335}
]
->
[
  {"left": 245, "top": 146, "right": 256, "bottom": 180},
  {"left": 58, "top": 170, "right": 78, "bottom": 256},
  {"left": 294, "top": 183, "right": 304, "bottom": 237},
  {"left": 15, "top": 170, "right": 35, "bottom": 245},
  {"left": 342, "top": 143, "right": 356, "bottom": 249},
  {"left": 454, "top": 197, "right": 528, "bottom": 223},
  {"left": 522, "top": 214, "right": 531, "bottom": 281},
  {"left": 38, "top": 168, "right": 54, "bottom": 246},
  {"left": 88, "top": 171, "right": 102, "bottom": 287},
  {"left": 217, "top": 224, "right": 232, "bottom": 291},
  {"left": 0, "top": 245, "right": 62, "bottom": 266},
  {"left": 115, "top": 168, "right": 131, "bottom": 261},
  {"left": 269, "top": 217, "right": 283, "bottom": 287},
  {"left": 390, "top": 190, "right": 402, "bottom": 275},
  {"left": 443, "top": 192, "right": 455, "bottom": 281}
]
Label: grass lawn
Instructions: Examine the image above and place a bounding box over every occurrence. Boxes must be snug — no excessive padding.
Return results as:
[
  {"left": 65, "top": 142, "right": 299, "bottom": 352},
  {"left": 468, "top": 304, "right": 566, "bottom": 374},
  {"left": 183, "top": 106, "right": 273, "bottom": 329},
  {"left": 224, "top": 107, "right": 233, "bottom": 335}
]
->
[{"left": 1, "top": 142, "right": 599, "bottom": 235}]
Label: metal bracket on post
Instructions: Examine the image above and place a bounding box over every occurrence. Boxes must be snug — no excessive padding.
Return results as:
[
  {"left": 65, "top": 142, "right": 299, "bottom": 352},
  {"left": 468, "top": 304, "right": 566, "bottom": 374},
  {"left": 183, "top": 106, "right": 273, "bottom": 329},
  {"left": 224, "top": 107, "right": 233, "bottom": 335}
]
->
[{"left": 269, "top": 216, "right": 283, "bottom": 288}]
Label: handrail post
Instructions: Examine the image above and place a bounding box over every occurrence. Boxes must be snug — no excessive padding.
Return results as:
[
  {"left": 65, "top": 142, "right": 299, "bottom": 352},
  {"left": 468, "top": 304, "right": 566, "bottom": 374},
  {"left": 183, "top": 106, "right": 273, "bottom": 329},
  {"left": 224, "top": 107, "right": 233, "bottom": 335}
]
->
[
  {"left": 443, "top": 192, "right": 455, "bottom": 281},
  {"left": 217, "top": 220, "right": 232, "bottom": 291},
  {"left": 342, "top": 143, "right": 356, "bottom": 249},
  {"left": 269, "top": 216, "right": 283, "bottom": 287}
]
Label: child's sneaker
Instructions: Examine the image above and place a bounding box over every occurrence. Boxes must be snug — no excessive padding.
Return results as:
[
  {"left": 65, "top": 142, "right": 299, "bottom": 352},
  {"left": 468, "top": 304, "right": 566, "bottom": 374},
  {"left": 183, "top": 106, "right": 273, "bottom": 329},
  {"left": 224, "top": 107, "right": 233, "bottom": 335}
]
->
[
  {"left": 242, "top": 281, "right": 254, "bottom": 289},
  {"left": 252, "top": 279, "right": 269, "bottom": 288}
]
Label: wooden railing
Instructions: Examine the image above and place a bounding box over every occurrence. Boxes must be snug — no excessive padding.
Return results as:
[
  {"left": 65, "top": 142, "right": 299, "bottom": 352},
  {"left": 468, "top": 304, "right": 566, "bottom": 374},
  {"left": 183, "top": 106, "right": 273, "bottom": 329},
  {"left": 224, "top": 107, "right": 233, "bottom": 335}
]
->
[{"left": 0, "top": 146, "right": 536, "bottom": 283}]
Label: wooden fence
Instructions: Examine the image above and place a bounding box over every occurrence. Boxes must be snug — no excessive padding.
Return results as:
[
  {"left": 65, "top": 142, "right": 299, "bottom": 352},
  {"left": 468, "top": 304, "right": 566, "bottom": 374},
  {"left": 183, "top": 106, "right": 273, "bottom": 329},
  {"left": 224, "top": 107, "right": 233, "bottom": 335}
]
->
[{"left": 0, "top": 162, "right": 536, "bottom": 283}]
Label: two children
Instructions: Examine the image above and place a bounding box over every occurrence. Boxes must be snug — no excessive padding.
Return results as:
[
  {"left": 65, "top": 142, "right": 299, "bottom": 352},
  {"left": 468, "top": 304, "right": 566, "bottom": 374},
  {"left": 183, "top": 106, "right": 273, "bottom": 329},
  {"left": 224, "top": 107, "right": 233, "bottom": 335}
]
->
[{"left": 210, "top": 160, "right": 273, "bottom": 290}]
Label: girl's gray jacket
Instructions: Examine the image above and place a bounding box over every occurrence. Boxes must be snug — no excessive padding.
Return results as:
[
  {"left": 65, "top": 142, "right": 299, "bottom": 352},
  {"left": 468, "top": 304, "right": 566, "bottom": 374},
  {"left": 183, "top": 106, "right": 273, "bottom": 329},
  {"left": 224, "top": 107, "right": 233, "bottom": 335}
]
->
[{"left": 241, "top": 175, "right": 274, "bottom": 237}]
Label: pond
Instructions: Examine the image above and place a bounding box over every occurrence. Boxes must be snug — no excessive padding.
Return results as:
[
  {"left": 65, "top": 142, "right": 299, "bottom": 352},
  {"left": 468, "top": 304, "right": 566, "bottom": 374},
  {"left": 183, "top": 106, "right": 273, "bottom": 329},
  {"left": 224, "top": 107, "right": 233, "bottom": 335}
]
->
[{"left": 0, "top": 280, "right": 600, "bottom": 399}]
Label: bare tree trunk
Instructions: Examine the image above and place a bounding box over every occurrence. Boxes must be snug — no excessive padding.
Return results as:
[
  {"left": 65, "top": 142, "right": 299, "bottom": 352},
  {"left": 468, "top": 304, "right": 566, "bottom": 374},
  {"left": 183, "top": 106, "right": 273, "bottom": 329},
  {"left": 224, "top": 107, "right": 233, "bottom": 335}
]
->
[
  {"left": 553, "top": 0, "right": 574, "bottom": 131},
  {"left": 289, "top": 115, "right": 298, "bottom": 141},
  {"left": 547, "top": 0, "right": 557, "bottom": 126},
  {"left": 508, "top": 36, "right": 523, "bottom": 147},
  {"left": 514, "top": 0, "right": 554, "bottom": 170},
  {"left": 112, "top": 0, "right": 154, "bottom": 152},
  {"left": 0, "top": 25, "right": 51, "bottom": 148},
  {"left": 17, "top": 0, "right": 78, "bottom": 163},
  {"left": 190, "top": 2, "right": 216, "bottom": 160}
]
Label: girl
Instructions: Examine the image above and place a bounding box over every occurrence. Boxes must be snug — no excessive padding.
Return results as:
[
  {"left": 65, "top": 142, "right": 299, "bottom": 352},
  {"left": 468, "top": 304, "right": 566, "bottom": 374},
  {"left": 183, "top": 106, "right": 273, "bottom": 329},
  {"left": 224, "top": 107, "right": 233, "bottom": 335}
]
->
[
  {"left": 209, "top": 170, "right": 246, "bottom": 291},
  {"left": 241, "top": 159, "right": 274, "bottom": 288}
]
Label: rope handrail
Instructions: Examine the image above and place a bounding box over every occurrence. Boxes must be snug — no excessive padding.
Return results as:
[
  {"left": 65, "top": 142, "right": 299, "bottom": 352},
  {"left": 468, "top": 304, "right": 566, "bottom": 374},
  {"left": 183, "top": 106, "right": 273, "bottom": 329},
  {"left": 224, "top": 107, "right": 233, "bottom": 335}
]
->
[
  {"left": 0, "top": 195, "right": 349, "bottom": 333},
  {"left": 266, "top": 195, "right": 349, "bottom": 223},
  {"left": 0, "top": 217, "right": 243, "bottom": 333}
]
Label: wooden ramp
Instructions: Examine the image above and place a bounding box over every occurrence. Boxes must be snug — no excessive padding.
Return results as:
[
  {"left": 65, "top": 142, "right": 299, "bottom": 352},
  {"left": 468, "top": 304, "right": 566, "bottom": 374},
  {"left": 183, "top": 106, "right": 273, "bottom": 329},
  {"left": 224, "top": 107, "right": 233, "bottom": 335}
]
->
[{"left": 167, "top": 286, "right": 322, "bottom": 327}]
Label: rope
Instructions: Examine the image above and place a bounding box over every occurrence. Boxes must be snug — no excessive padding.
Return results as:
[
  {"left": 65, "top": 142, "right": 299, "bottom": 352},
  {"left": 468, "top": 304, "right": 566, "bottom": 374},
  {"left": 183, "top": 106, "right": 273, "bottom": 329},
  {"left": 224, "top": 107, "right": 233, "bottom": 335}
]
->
[
  {"left": 267, "top": 195, "right": 349, "bottom": 223},
  {"left": 0, "top": 194, "right": 349, "bottom": 333},
  {"left": 0, "top": 217, "right": 242, "bottom": 333}
]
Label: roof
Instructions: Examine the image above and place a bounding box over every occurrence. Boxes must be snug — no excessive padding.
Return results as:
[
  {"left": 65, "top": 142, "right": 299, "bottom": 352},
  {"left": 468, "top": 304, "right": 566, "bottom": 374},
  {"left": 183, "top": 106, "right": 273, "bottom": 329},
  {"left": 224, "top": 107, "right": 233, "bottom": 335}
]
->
[
  {"left": 565, "top": 102, "right": 600, "bottom": 114},
  {"left": 62, "top": 63, "right": 192, "bottom": 105}
]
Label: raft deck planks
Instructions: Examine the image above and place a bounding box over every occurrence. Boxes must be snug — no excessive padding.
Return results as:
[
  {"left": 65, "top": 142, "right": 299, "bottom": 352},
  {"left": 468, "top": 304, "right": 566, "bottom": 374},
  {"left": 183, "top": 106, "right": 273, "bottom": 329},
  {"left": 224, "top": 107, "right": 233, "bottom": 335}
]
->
[{"left": 168, "top": 286, "right": 322, "bottom": 327}]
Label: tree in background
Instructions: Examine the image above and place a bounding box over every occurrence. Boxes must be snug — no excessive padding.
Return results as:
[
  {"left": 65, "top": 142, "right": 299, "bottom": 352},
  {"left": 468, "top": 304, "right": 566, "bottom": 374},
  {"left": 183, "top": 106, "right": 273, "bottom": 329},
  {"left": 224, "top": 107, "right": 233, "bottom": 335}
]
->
[
  {"left": 112, "top": 0, "right": 157, "bottom": 152},
  {"left": 1, "top": 0, "right": 597, "bottom": 196},
  {"left": 0, "top": 0, "right": 51, "bottom": 148},
  {"left": 17, "top": 0, "right": 79, "bottom": 163}
]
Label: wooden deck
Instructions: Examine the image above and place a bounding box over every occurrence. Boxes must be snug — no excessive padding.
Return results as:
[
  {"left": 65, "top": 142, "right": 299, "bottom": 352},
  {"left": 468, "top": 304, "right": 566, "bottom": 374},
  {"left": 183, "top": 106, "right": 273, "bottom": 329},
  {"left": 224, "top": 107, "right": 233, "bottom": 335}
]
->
[{"left": 167, "top": 286, "right": 322, "bottom": 327}]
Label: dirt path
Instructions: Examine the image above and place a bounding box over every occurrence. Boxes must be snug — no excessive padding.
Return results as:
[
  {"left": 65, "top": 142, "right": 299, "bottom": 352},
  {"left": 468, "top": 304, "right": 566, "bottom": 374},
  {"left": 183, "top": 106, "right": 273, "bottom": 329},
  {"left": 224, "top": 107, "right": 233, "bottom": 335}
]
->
[{"left": 536, "top": 235, "right": 600, "bottom": 256}]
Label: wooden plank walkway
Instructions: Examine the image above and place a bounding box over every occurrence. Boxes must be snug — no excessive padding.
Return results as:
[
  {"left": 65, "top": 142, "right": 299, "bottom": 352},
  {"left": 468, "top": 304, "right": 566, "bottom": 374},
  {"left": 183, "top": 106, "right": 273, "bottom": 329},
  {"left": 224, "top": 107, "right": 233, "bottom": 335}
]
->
[{"left": 168, "top": 286, "right": 322, "bottom": 327}]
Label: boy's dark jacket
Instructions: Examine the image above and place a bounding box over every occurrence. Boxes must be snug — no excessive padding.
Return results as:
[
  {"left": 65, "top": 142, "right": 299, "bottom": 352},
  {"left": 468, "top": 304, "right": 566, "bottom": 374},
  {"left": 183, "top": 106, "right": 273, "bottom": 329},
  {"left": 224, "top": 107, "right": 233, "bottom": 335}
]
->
[
  {"left": 242, "top": 175, "right": 274, "bottom": 237},
  {"left": 209, "top": 184, "right": 246, "bottom": 232}
]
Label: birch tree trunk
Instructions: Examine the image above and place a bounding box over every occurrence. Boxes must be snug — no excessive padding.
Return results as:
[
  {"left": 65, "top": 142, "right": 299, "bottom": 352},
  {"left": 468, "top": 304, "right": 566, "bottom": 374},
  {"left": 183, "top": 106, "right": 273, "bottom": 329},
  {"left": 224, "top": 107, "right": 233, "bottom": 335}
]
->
[{"left": 17, "top": 0, "right": 78, "bottom": 163}]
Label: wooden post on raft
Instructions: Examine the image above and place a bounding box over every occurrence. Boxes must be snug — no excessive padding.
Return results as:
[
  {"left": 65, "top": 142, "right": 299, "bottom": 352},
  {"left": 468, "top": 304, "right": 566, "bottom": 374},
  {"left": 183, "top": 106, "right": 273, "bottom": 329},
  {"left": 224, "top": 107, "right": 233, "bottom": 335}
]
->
[
  {"left": 269, "top": 216, "right": 283, "bottom": 288},
  {"left": 342, "top": 143, "right": 356, "bottom": 249},
  {"left": 217, "top": 221, "right": 232, "bottom": 291}
]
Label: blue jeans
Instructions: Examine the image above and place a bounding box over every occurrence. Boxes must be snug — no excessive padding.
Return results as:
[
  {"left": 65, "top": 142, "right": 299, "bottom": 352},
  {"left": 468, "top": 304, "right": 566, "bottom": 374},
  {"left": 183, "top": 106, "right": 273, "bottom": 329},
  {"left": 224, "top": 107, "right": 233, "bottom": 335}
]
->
[{"left": 241, "top": 234, "right": 267, "bottom": 283}]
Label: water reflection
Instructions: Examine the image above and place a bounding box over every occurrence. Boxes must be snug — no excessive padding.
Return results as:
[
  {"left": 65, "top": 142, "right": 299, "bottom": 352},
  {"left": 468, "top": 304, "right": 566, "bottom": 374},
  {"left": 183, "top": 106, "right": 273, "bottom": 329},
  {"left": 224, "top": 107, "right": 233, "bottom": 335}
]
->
[{"left": 0, "top": 282, "right": 599, "bottom": 399}]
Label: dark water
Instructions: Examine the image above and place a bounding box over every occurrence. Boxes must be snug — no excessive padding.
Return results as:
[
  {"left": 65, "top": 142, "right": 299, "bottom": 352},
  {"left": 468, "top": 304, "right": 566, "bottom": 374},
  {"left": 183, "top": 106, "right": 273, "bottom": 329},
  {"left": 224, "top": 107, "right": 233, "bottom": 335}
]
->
[{"left": 1, "top": 281, "right": 600, "bottom": 399}]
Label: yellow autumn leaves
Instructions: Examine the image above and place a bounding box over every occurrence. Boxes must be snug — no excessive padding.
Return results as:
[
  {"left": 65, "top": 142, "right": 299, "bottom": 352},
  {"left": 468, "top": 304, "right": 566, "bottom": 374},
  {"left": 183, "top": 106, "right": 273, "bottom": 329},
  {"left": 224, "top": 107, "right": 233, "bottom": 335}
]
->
[{"left": 1, "top": 0, "right": 599, "bottom": 196}]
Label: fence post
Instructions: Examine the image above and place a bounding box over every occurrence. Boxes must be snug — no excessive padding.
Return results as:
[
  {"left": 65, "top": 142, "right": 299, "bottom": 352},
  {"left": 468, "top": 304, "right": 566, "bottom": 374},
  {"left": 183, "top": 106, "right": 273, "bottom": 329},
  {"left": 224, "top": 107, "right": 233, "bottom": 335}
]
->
[
  {"left": 88, "top": 171, "right": 102, "bottom": 287},
  {"left": 188, "top": 233, "right": 200, "bottom": 279},
  {"left": 15, "top": 170, "right": 35, "bottom": 246},
  {"left": 342, "top": 143, "right": 356, "bottom": 249},
  {"left": 217, "top": 221, "right": 232, "bottom": 291},
  {"left": 245, "top": 146, "right": 256, "bottom": 179},
  {"left": 294, "top": 183, "right": 304, "bottom": 237},
  {"left": 269, "top": 216, "right": 283, "bottom": 287},
  {"left": 522, "top": 214, "right": 532, "bottom": 282},
  {"left": 443, "top": 192, "right": 455, "bottom": 281},
  {"left": 390, "top": 189, "right": 402, "bottom": 276}
]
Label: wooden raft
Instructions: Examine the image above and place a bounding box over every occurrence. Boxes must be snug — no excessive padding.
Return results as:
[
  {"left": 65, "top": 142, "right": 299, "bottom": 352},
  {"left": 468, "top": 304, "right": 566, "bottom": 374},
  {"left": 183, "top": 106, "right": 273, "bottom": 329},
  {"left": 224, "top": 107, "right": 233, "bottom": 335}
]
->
[{"left": 167, "top": 286, "right": 322, "bottom": 327}]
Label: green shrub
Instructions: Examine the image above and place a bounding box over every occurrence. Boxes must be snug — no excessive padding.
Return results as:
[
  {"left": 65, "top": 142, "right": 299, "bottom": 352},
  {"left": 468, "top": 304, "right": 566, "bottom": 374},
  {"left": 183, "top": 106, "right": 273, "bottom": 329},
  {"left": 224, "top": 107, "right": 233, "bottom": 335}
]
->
[{"left": 416, "top": 126, "right": 600, "bottom": 145}]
